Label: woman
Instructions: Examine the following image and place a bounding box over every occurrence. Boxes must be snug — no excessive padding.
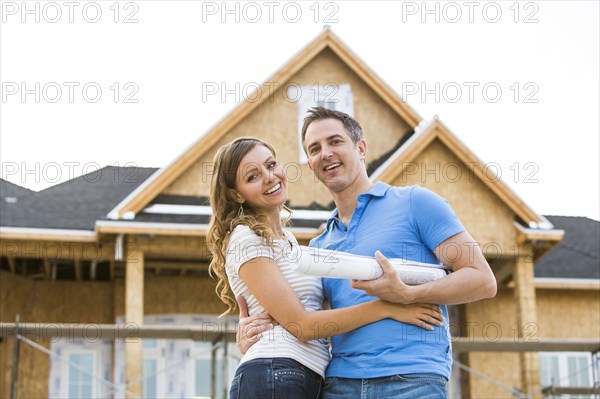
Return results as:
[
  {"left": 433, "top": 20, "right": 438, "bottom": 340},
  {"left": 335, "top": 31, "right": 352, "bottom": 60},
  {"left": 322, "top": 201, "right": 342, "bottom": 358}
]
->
[{"left": 207, "top": 137, "right": 443, "bottom": 399}]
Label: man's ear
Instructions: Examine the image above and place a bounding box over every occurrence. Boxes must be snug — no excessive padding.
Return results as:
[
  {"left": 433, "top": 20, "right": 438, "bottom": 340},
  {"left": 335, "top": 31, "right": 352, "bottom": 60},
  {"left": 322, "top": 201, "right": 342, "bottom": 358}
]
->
[
  {"left": 357, "top": 139, "right": 367, "bottom": 161},
  {"left": 302, "top": 146, "right": 314, "bottom": 171}
]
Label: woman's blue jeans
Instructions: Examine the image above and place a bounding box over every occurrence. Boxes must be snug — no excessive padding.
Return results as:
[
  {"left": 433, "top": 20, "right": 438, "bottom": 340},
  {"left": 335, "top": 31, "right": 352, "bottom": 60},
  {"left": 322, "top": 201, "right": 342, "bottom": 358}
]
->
[{"left": 229, "top": 357, "right": 322, "bottom": 399}]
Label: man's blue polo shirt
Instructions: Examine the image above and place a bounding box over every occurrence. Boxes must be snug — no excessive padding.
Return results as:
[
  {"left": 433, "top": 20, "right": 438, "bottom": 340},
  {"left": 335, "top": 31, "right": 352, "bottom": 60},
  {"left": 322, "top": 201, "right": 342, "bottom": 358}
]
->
[{"left": 310, "top": 182, "right": 465, "bottom": 379}]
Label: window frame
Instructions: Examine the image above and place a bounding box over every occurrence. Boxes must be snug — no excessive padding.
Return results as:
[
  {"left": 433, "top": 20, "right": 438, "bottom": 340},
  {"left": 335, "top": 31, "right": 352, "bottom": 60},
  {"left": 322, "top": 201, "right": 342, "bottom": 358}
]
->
[
  {"left": 292, "top": 83, "right": 354, "bottom": 163},
  {"left": 539, "top": 351, "right": 596, "bottom": 398},
  {"left": 60, "top": 349, "right": 98, "bottom": 399},
  {"left": 142, "top": 339, "right": 167, "bottom": 398}
]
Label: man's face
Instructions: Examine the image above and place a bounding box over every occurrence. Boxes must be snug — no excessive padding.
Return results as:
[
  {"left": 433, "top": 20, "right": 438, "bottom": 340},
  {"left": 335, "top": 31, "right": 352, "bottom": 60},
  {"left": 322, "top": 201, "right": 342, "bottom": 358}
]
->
[{"left": 304, "top": 118, "right": 366, "bottom": 193}]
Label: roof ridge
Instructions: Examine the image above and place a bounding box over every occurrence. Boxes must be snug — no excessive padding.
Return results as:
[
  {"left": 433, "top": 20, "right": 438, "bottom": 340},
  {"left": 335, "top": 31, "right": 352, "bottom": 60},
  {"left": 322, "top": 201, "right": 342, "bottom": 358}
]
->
[{"left": 0, "top": 178, "right": 36, "bottom": 193}]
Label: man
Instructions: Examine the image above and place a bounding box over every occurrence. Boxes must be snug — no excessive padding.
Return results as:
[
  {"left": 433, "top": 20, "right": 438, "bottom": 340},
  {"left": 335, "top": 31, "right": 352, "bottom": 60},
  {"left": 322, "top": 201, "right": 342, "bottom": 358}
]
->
[{"left": 237, "top": 107, "right": 497, "bottom": 398}]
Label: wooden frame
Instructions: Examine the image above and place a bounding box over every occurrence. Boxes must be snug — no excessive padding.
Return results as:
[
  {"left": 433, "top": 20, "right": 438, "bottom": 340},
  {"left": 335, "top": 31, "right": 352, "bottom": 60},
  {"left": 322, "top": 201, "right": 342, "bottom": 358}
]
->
[
  {"left": 107, "top": 28, "right": 423, "bottom": 220},
  {"left": 371, "top": 118, "right": 559, "bottom": 228}
]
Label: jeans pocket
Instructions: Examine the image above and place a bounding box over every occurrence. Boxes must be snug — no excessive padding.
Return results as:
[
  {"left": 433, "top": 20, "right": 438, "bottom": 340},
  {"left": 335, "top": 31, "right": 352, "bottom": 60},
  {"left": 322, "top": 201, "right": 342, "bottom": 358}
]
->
[
  {"left": 392, "top": 373, "right": 448, "bottom": 386},
  {"left": 273, "top": 368, "right": 307, "bottom": 398},
  {"left": 273, "top": 368, "right": 306, "bottom": 384},
  {"left": 229, "top": 372, "right": 243, "bottom": 399}
]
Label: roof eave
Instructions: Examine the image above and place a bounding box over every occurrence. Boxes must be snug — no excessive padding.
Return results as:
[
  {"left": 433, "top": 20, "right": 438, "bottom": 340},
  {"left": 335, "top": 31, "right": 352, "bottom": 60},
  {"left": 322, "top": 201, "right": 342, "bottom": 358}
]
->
[
  {"left": 371, "top": 117, "right": 549, "bottom": 226},
  {"left": 0, "top": 226, "right": 97, "bottom": 242}
]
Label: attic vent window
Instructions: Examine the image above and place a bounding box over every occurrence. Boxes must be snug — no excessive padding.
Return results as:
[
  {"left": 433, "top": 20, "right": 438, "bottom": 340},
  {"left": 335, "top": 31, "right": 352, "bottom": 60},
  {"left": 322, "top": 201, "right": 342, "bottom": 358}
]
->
[
  {"left": 5, "top": 197, "right": 17, "bottom": 203},
  {"left": 292, "top": 83, "right": 354, "bottom": 163}
]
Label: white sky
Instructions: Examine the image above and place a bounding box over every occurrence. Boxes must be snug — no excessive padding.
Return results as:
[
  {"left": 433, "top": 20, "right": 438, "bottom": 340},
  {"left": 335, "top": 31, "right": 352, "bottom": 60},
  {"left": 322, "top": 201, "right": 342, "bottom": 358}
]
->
[{"left": 1, "top": 1, "right": 599, "bottom": 221}]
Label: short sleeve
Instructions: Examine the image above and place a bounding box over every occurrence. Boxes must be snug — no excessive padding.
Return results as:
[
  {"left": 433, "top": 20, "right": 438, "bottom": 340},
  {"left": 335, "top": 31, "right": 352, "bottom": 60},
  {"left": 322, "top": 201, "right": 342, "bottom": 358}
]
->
[
  {"left": 225, "top": 225, "right": 275, "bottom": 275},
  {"left": 409, "top": 186, "right": 465, "bottom": 251}
]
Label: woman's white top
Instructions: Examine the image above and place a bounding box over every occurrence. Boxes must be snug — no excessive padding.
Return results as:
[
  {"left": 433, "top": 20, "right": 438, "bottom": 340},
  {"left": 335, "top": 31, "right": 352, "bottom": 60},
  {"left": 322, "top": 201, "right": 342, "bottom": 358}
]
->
[{"left": 225, "top": 225, "right": 330, "bottom": 377}]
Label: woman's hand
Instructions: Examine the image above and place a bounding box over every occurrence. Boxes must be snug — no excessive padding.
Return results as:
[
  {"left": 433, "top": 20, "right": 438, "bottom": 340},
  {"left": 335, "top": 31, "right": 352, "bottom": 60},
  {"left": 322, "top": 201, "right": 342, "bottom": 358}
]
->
[{"left": 380, "top": 301, "right": 444, "bottom": 331}]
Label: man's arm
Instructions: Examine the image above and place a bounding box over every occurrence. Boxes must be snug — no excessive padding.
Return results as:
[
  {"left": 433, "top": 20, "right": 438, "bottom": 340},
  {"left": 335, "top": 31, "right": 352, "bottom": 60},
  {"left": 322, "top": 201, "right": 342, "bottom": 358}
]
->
[
  {"left": 351, "top": 231, "right": 497, "bottom": 305},
  {"left": 235, "top": 295, "right": 275, "bottom": 354}
]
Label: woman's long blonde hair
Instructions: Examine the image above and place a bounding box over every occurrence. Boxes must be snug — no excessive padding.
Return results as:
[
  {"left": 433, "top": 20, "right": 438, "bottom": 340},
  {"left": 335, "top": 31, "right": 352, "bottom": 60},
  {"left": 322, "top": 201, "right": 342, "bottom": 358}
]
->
[{"left": 207, "top": 137, "right": 291, "bottom": 316}]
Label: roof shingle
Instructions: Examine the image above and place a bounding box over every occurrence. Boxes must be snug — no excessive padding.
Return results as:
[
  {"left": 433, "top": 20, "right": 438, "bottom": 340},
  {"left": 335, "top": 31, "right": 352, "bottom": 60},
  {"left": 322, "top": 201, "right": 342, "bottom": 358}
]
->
[
  {"left": 535, "top": 215, "right": 600, "bottom": 279},
  {"left": 0, "top": 166, "right": 157, "bottom": 230}
]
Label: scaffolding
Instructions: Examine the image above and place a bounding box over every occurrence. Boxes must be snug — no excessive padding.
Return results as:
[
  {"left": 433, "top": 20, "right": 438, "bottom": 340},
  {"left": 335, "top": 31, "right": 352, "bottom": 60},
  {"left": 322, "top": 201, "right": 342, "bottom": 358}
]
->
[
  {"left": 2, "top": 321, "right": 599, "bottom": 398},
  {"left": 1, "top": 319, "right": 238, "bottom": 399}
]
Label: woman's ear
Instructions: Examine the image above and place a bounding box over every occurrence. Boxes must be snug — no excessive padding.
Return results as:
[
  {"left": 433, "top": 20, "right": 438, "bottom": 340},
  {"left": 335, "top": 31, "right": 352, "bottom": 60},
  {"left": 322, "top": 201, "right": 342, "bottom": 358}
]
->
[{"left": 228, "top": 189, "right": 245, "bottom": 204}]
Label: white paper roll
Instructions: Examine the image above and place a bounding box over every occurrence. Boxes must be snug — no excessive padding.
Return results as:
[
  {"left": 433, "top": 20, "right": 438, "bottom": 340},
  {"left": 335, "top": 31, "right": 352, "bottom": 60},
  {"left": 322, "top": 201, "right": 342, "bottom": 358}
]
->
[{"left": 296, "top": 246, "right": 449, "bottom": 285}]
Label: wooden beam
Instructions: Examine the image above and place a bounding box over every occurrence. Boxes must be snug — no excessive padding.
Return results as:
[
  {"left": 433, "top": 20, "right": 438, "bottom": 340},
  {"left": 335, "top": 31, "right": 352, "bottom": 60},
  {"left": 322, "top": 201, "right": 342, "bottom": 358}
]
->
[
  {"left": 514, "top": 222, "right": 564, "bottom": 243},
  {"left": 90, "top": 261, "right": 97, "bottom": 281},
  {"left": 97, "top": 222, "right": 322, "bottom": 242},
  {"left": 144, "top": 260, "right": 208, "bottom": 271},
  {"left": 1, "top": 323, "right": 236, "bottom": 342},
  {"left": 109, "top": 260, "right": 115, "bottom": 281},
  {"left": 74, "top": 260, "right": 82, "bottom": 281},
  {"left": 10, "top": 315, "right": 21, "bottom": 399},
  {"left": 0, "top": 229, "right": 98, "bottom": 243},
  {"left": 7, "top": 257, "right": 16, "bottom": 273},
  {"left": 373, "top": 120, "right": 437, "bottom": 183},
  {"left": 43, "top": 259, "right": 50, "bottom": 280},
  {"left": 542, "top": 386, "right": 600, "bottom": 395},
  {"left": 125, "top": 244, "right": 144, "bottom": 398},
  {"left": 292, "top": 230, "right": 324, "bottom": 241},
  {"left": 96, "top": 223, "right": 208, "bottom": 237},
  {"left": 0, "top": 229, "right": 97, "bottom": 242},
  {"left": 513, "top": 249, "right": 541, "bottom": 397},
  {"left": 514, "top": 222, "right": 565, "bottom": 261},
  {"left": 493, "top": 262, "right": 513, "bottom": 285},
  {"left": 3, "top": 324, "right": 598, "bottom": 353},
  {"left": 452, "top": 338, "right": 600, "bottom": 353},
  {"left": 534, "top": 279, "right": 600, "bottom": 290},
  {"left": 1, "top": 240, "right": 111, "bottom": 261},
  {"left": 134, "top": 236, "right": 210, "bottom": 260}
]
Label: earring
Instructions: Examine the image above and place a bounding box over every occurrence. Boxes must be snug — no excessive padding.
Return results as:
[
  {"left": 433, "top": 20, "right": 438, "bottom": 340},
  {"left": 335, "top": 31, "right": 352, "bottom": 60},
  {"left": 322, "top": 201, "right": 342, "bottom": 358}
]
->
[{"left": 237, "top": 204, "right": 244, "bottom": 218}]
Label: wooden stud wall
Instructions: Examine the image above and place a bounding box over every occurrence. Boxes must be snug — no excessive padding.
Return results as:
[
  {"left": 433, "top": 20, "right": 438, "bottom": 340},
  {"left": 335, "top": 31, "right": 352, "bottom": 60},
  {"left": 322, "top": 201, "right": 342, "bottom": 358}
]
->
[{"left": 391, "top": 138, "right": 518, "bottom": 248}]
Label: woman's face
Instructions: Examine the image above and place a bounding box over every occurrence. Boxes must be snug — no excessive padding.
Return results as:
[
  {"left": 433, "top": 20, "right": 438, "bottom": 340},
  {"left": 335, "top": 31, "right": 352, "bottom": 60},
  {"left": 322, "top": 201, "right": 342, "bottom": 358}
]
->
[{"left": 232, "top": 144, "right": 288, "bottom": 212}]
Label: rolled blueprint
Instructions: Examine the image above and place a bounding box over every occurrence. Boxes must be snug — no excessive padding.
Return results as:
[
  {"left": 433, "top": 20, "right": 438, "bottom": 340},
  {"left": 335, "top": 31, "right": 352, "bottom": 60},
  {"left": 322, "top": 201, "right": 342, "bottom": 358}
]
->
[{"left": 295, "top": 246, "right": 449, "bottom": 285}]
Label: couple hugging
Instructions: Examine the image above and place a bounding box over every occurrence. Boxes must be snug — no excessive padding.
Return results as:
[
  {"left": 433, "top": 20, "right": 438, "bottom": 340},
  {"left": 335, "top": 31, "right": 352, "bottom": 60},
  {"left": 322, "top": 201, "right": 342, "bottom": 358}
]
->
[{"left": 207, "top": 107, "right": 497, "bottom": 399}]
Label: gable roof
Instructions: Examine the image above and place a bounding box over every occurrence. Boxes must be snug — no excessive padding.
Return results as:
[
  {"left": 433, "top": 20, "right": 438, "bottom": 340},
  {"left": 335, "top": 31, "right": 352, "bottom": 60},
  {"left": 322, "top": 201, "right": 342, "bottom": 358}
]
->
[
  {"left": 0, "top": 179, "right": 35, "bottom": 199},
  {"left": 369, "top": 117, "right": 554, "bottom": 228},
  {"left": 107, "top": 27, "right": 423, "bottom": 220},
  {"left": 1, "top": 179, "right": 36, "bottom": 231},
  {"left": 534, "top": 216, "right": 600, "bottom": 279},
  {"left": 1, "top": 166, "right": 157, "bottom": 230}
]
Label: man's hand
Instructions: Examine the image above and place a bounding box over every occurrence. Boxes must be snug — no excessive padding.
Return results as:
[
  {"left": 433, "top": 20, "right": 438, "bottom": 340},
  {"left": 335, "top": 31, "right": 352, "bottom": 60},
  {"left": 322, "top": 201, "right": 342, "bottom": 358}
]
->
[
  {"left": 353, "top": 231, "right": 497, "bottom": 305},
  {"left": 235, "top": 295, "right": 276, "bottom": 354},
  {"left": 351, "top": 251, "right": 416, "bottom": 303}
]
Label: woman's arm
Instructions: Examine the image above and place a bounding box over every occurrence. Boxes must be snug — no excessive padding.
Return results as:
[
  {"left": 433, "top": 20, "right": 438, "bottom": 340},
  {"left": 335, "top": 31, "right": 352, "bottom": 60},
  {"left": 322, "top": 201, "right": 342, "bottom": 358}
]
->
[{"left": 238, "top": 257, "right": 443, "bottom": 343}]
